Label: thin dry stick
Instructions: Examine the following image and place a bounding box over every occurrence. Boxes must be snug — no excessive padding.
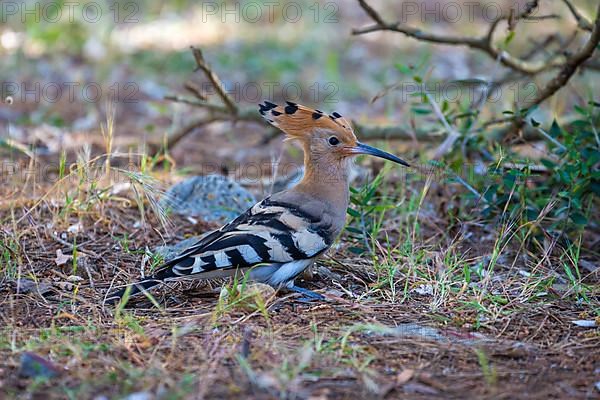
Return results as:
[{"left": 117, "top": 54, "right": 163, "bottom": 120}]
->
[
  {"left": 184, "top": 81, "right": 207, "bottom": 101},
  {"left": 190, "top": 46, "right": 237, "bottom": 115},
  {"left": 426, "top": 92, "right": 461, "bottom": 160},
  {"left": 164, "top": 116, "right": 222, "bottom": 150}
]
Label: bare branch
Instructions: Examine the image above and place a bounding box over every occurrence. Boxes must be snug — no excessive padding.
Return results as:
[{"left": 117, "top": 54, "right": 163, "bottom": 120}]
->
[
  {"left": 160, "top": 108, "right": 263, "bottom": 151},
  {"left": 183, "top": 81, "right": 207, "bottom": 101},
  {"left": 163, "top": 117, "right": 221, "bottom": 151},
  {"left": 356, "top": 0, "right": 384, "bottom": 25},
  {"left": 190, "top": 46, "right": 238, "bottom": 114},
  {"left": 353, "top": 0, "right": 567, "bottom": 75},
  {"left": 353, "top": 21, "right": 484, "bottom": 50},
  {"left": 561, "top": 0, "right": 594, "bottom": 31},
  {"left": 530, "top": 4, "right": 600, "bottom": 106}
]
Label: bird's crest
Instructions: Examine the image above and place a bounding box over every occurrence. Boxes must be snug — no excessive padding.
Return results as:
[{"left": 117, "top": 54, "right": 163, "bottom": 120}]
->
[{"left": 259, "top": 101, "right": 355, "bottom": 140}]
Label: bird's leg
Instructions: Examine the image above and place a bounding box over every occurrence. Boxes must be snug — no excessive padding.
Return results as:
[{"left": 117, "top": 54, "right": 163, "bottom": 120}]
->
[{"left": 287, "top": 285, "right": 325, "bottom": 302}]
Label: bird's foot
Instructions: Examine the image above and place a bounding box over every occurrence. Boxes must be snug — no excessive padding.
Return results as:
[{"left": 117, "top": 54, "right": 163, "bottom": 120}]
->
[{"left": 287, "top": 285, "right": 325, "bottom": 302}]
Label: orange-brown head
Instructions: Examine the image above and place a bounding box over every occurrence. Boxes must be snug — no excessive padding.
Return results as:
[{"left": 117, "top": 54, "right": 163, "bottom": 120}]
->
[{"left": 259, "top": 101, "right": 410, "bottom": 168}]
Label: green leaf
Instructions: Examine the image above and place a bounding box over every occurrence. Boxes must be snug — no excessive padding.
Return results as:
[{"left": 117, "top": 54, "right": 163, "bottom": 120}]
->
[
  {"left": 412, "top": 107, "right": 431, "bottom": 115},
  {"left": 559, "top": 170, "right": 571, "bottom": 183},
  {"left": 571, "top": 120, "right": 590, "bottom": 130},
  {"left": 549, "top": 119, "right": 562, "bottom": 137},
  {"left": 347, "top": 208, "right": 361, "bottom": 218},
  {"left": 395, "top": 63, "right": 412, "bottom": 74},
  {"left": 570, "top": 212, "right": 588, "bottom": 226},
  {"left": 504, "top": 31, "right": 516, "bottom": 46},
  {"left": 540, "top": 159, "right": 556, "bottom": 169},
  {"left": 484, "top": 185, "right": 498, "bottom": 202},
  {"left": 526, "top": 207, "right": 540, "bottom": 221},
  {"left": 573, "top": 105, "right": 588, "bottom": 116},
  {"left": 503, "top": 173, "right": 517, "bottom": 188},
  {"left": 348, "top": 246, "right": 366, "bottom": 255},
  {"left": 481, "top": 206, "right": 493, "bottom": 217},
  {"left": 441, "top": 100, "right": 449, "bottom": 113}
]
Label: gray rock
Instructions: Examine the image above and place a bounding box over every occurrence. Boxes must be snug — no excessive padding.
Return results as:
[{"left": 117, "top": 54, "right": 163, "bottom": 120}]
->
[
  {"left": 389, "top": 323, "right": 449, "bottom": 342},
  {"left": 14, "top": 278, "right": 52, "bottom": 295},
  {"left": 19, "top": 352, "right": 61, "bottom": 379},
  {"left": 369, "top": 323, "right": 535, "bottom": 355},
  {"left": 161, "top": 175, "right": 256, "bottom": 224}
]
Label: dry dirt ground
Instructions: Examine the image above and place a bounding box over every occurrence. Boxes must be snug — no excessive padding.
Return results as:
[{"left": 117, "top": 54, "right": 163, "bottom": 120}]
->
[{"left": 1, "top": 201, "right": 598, "bottom": 399}]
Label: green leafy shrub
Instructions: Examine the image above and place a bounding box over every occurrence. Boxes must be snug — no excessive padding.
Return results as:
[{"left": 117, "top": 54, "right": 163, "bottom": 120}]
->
[{"left": 480, "top": 102, "right": 599, "bottom": 241}]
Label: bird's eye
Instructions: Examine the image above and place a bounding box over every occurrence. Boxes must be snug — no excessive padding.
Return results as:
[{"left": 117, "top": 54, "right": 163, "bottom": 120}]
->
[{"left": 328, "top": 136, "right": 340, "bottom": 146}]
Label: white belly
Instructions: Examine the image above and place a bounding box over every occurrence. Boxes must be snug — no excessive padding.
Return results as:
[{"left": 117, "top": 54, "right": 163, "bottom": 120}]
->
[
  {"left": 165, "top": 259, "right": 315, "bottom": 288},
  {"left": 250, "top": 259, "right": 314, "bottom": 287}
]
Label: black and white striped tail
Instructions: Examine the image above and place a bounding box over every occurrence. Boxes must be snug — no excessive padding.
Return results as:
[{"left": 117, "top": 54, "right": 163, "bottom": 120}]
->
[{"left": 105, "top": 264, "right": 178, "bottom": 303}]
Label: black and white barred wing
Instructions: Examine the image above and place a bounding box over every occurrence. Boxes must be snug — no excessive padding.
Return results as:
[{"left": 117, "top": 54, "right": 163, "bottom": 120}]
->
[{"left": 161, "top": 198, "right": 330, "bottom": 278}]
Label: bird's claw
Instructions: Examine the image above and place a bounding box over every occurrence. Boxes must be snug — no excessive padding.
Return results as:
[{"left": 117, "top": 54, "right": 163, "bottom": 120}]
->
[{"left": 287, "top": 285, "right": 325, "bottom": 302}]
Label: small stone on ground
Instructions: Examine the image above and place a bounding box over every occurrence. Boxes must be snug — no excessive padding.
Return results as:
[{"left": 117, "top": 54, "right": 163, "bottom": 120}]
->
[{"left": 161, "top": 175, "right": 255, "bottom": 224}]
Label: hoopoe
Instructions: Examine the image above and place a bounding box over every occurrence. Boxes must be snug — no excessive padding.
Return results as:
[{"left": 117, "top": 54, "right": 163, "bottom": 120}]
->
[{"left": 107, "top": 101, "right": 409, "bottom": 302}]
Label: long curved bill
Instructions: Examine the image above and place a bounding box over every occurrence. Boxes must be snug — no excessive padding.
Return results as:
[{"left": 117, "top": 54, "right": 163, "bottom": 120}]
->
[{"left": 349, "top": 142, "right": 410, "bottom": 167}]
